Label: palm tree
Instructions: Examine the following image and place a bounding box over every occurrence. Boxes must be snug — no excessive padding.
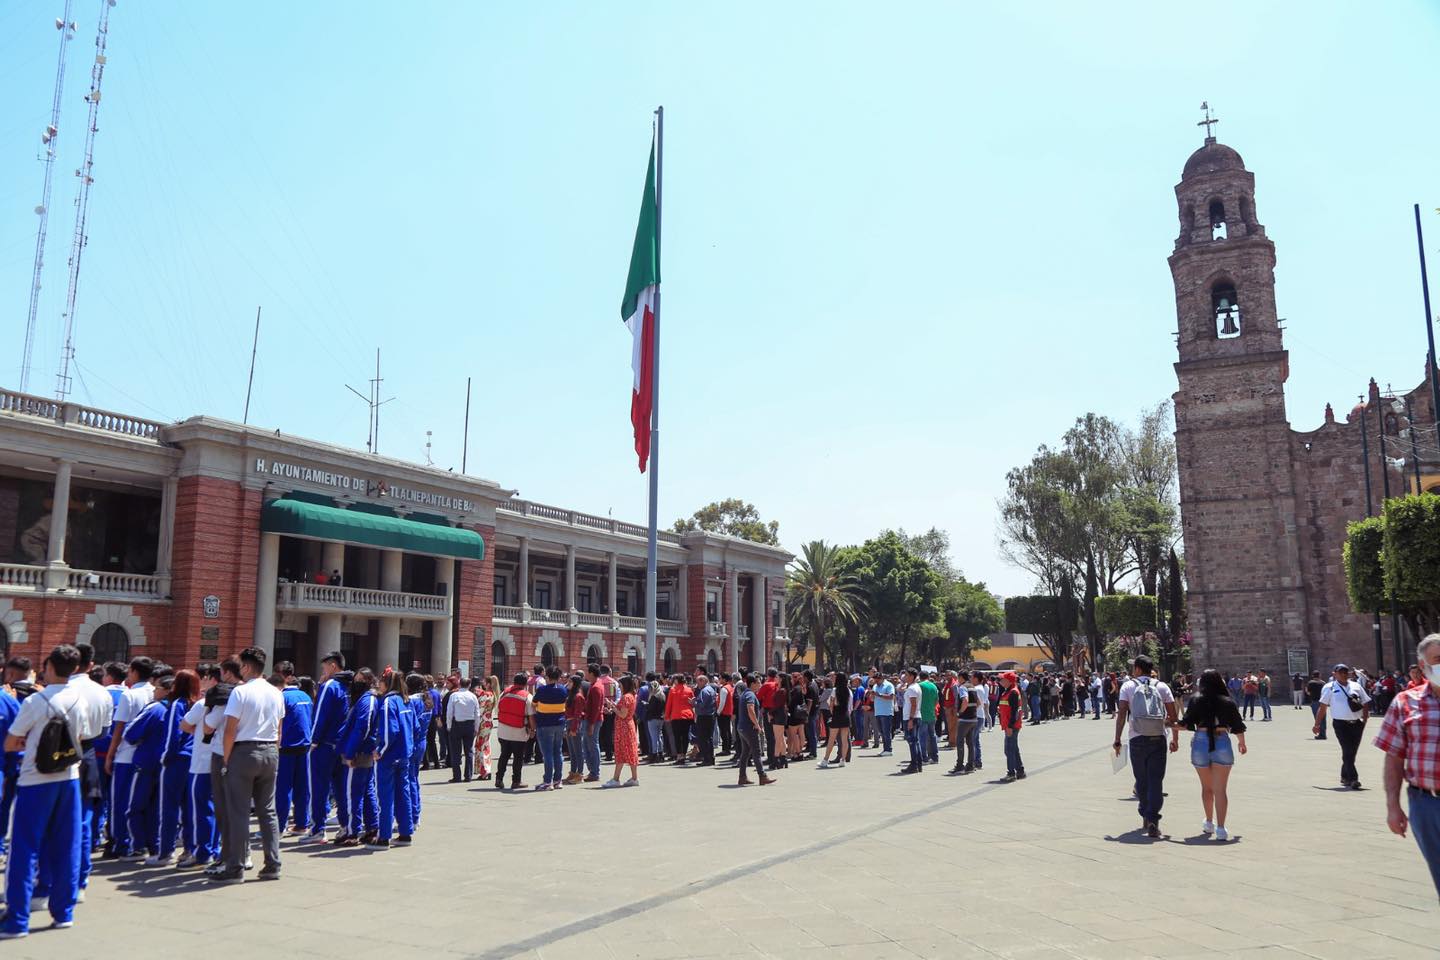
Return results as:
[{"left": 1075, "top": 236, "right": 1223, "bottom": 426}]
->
[{"left": 786, "top": 540, "right": 866, "bottom": 670}]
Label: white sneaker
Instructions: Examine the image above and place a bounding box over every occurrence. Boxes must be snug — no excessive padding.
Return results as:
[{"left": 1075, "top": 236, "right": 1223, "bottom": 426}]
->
[
  {"left": 144, "top": 854, "right": 173, "bottom": 867},
  {"left": 175, "top": 854, "right": 196, "bottom": 869},
  {"left": 601, "top": 779, "right": 621, "bottom": 788},
  {"left": 1202, "top": 820, "right": 1215, "bottom": 835},
  {"left": 835, "top": 759, "right": 845, "bottom": 767},
  {"left": 880, "top": 750, "right": 892, "bottom": 757},
  {"left": 1215, "top": 826, "right": 1229, "bottom": 842},
  {"left": 51, "top": 920, "right": 73, "bottom": 930},
  {"left": 0, "top": 930, "right": 28, "bottom": 940},
  {"left": 816, "top": 760, "right": 831, "bottom": 769},
  {"left": 75, "top": 888, "right": 86, "bottom": 903},
  {"left": 623, "top": 778, "right": 639, "bottom": 787}
]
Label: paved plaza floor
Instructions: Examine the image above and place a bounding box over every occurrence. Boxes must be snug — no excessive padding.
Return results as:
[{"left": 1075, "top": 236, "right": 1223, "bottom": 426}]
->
[{"left": 9, "top": 706, "right": 1438, "bottom": 959}]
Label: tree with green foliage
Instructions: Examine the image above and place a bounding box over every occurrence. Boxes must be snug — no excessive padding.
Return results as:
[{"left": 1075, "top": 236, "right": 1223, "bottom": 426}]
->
[
  {"left": 785, "top": 540, "right": 866, "bottom": 671},
  {"left": 1343, "top": 516, "right": 1387, "bottom": 615},
  {"left": 1094, "top": 595, "right": 1158, "bottom": 636},
  {"left": 939, "top": 580, "right": 1002, "bottom": 664},
  {"left": 853, "top": 531, "right": 943, "bottom": 669},
  {"left": 672, "top": 498, "right": 779, "bottom": 545},
  {"left": 1004, "top": 593, "right": 1079, "bottom": 665},
  {"left": 1381, "top": 493, "right": 1440, "bottom": 632}
]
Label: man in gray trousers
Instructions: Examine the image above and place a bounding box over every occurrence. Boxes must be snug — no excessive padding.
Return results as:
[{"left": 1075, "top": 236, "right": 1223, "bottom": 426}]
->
[{"left": 213, "top": 646, "right": 285, "bottom": 884}]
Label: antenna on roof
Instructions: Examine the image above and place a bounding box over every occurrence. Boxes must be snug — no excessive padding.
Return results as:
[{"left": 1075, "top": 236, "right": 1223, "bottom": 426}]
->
[
  {"left": 345, "top": 347, "right": 395, "bottom": 454},
  {"left": 19, "top": 5, "right": 78, "bottom": 394}
]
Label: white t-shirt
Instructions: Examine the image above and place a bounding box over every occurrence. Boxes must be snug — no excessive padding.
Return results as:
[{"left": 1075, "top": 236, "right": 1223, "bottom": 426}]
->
[
  {"left": 1320, "top": 679, "right": 1370, "bottom": 721},
  {"left": 11, "top": 683, "right": 85, "bottom": 787},
  {"left": 202, "top": 704, "right": 227, "bottom": 760},
  {"left": 67, "top": 672, "right": 115, "bottom": 743},
  {"left": 223, "top": 677, "right": 284, "bottom": 742},
  {"left": 112, "top": 681, "right": 154, "bottom": 764},
  {"left": 902, "top": 684, "right": 922, "bottom": 721},
  {"left": 184, "top": 700, "right": 213, "bottom": 774},
  {"left": 970, "top": 684, "right": 988, "bottom": 721},
  {"left": 1118, "top": 677, "right": 1175, "bottom": 739}
]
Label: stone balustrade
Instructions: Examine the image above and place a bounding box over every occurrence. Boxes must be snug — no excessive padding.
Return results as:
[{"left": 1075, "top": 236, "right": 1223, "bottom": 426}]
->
[
  {"left": 0, "top": 387, "right": 164, "bottom": 441},
  {"left": 707, "top": 620, "right": 728, "bottom": 638},
  {"left": 276, "top": 581, "right": 449, "bottom": 618},
  {"left": 0, "top": 563, "right": 47, "bottom": 590},
  {"left": 497, "top": 499, "right": 683, "bottom": 544}
]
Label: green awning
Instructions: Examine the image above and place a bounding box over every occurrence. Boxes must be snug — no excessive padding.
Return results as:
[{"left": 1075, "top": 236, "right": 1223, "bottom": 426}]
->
[{"left": 261, "top": 498, "right": 484, "bottom": 560}]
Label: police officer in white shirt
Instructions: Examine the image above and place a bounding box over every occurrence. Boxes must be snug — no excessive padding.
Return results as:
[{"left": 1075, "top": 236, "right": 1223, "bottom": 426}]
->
[
  {"left": 213, "top": 647, "right": 284, "bottom": 884},
  {"left": 1313, "top": 663, "right": 1371, "bottom": 789}
]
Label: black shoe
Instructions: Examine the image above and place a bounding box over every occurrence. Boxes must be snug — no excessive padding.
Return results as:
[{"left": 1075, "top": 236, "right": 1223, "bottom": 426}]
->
[
  {"left": 1145, "top": 822, "right": 1161, "bottom": 839},
  {"left": 1351, "top": 780, "right": 1363, "bottom": 790},
  {"left": 1002, "top": 772, "right": 1016, "bottom": 783},
  {"left": 448, "top": 777, "right": 461, "bottom": 783},
  {"left": 394, "top": 835, "right": 413, "bottom": 845},
  {"left": 1016, "top": 770, "right": 1026, "bottom": 780},
  {"left": 368, "top": 838, "right": 389, "bottom": 848},
  {"left": 257, "top": 864, "right": 281, "bottom": 881},
  {"left": 900, "top": 764, "right": 920, "bottom": 775},
  {"left": 208, "top": 868, "right": 245, "bottom": 884}
]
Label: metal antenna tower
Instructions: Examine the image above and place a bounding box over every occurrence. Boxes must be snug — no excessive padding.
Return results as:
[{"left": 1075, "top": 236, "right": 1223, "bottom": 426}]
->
[
  {"left": 55, "top": 0, "right": 117, "bottom": 402},
  {"left": 19, "top": 6, "right": 78, "bottom": 394}
]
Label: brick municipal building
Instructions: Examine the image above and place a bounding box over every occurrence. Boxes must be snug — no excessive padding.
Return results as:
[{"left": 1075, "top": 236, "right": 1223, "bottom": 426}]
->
[
  {"left": 1171, "top": 135, "right": 1439, "bottom": 676},
  {"left": 0, "top": 396, "right": 791, "bottom": 679}
]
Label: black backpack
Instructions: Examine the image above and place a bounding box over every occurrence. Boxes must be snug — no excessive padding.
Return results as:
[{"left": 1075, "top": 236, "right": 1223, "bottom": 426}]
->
[{"left": 35, "top": 695, "right": 80, "bottom": 775}]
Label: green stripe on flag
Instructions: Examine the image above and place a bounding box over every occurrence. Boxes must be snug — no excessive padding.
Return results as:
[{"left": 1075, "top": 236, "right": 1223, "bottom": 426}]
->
[{"left": 620, "top": 139, "right": 660, "bottom": 321}]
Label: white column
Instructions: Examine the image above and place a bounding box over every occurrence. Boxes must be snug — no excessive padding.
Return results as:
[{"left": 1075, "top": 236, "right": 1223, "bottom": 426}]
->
[
  {"left": 728, "top": 568, "right": 741, "bottom": 673},
  {"left": 154, "top": 475, "right": 177, "bottom": 596},
  {"left": 377, "top": 550, "right": 403, "bottom": 669},
  {"left": 607, "top": 552, "right": 618, "bottom": 629},
  {"left": 316, "top": 613, "right": 342, "bottom": 669},
  {"left": 46, "top": 460, "right": 73, "bottom": 564},
  {"left": 432, "top": 557, "right": 455, "bottom": 674},
  {"left": 518, "top": 536, "right": 530, "bottom": 622},
  {"left": 752, "top": 575, "right": 767, "bottom": 672},
  {"left": 565, "top": 544, "right": 577, "bottom": 626},
  {"left": 253, "top": 532, "right": 280, "bottom": 658},
  {"left": 676, "top": 564, "right": 688, "bottom": 627},
  {"left": 321, "top": 540, "right": 345, "bottom": 586}
]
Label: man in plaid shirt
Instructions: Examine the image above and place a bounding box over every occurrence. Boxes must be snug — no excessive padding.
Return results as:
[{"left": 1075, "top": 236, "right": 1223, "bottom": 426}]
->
[{"left": 1373, "top": 633, "right": 1440, "bottom": 899}]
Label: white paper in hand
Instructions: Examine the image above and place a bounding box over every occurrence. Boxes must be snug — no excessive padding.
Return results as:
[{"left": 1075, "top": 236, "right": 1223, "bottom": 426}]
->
[{"left": 1111, "top": 741, "right": 1129, "bottom": 774}]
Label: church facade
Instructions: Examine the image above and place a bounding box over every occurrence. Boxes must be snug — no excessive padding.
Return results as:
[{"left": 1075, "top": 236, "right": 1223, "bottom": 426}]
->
[{"left": 1170, "top": 137, "right": 1439, "bottom": 677}]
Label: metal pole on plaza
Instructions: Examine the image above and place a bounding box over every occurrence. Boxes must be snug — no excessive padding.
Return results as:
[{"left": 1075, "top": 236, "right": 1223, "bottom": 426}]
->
[
  {"left": 1414, "top": 205, "right": 1439, "bottom": 450},
  {"left": 644, "top": 106, "right": 664, "bottom": 672},
  {"left": 1358, "top": 402, "right": 1383, "bottom": 671}
]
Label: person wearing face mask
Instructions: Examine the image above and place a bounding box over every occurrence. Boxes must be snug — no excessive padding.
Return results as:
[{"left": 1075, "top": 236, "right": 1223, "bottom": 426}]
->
[{"left": 1373, "top": 634, "right": 1440, "bottom": 899}]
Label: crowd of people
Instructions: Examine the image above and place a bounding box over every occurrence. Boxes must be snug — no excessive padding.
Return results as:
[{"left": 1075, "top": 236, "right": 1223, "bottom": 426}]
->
[{"left": 3, "top": 633, "right": 1439, "bottom": 937}]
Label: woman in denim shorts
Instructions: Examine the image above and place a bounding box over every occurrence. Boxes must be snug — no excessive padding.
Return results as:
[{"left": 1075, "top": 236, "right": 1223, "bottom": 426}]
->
[{"left": 1179, "top": 669, "right": 1248, "bottom": 841}]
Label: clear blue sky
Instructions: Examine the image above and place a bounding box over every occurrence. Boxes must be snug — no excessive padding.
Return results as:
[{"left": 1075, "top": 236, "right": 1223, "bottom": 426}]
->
[{"left": 2, "top": 2, "right": 1438, "bottom": 596}]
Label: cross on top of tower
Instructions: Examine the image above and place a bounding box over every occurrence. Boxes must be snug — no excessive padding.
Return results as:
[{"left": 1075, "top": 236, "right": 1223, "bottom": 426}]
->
[{"left": 1197, "top": 101, "right": 1219, "bottom": 144}]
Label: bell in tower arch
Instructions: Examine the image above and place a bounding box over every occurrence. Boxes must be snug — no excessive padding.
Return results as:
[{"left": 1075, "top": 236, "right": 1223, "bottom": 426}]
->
[{"left": 1212, "top": 282, "right": 1242, "bottom": 339}]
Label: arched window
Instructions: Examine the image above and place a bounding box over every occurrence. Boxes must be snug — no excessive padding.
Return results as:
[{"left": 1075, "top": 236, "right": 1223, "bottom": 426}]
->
[
  {"left": 1209, "top": 199, "right": 1227, "bottom": 240},
  {"left": 1212, "top": 282, "right": 1241, "bottom": 339},
  {"left": 540, "top": 643, "right": 557, "bottom": 668},
  {"left": 586, "top": 644, "right": 603, "bottom": 667},
  {"left": 626, "top": 647, "right": 641, "bottom": 676},
  {"left": 91, "top": 622, "right": 130, "bottom": 664},
  {"left": 662, "top": 648, "right": 677, "bottom": 676},
  {"left": 490, "top": 641, "right": 508, "bottom": 682},
  {"left": 705, "top": 649, "right": 719, "bottom": 674}
]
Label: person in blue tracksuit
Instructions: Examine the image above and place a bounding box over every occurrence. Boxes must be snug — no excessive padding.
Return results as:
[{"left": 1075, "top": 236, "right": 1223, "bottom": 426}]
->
[
  {"left": 276, "top": 662, "right": 314, "bottom": 835},
  {"left": 375, "top": 671, "right": 415, "bottom": 846},
  {"left": 405, "top": 673, "right": 430, "bottom": 828},
  {"left": 121, "top": 672, "right": 174, "bottom": 862},
  {"left": 177, "top": 664, "right": 221, "bottom": 868},
  {"left": 157, "top": 670, "right": 197, "bottom": 864},
  {"left": 92, "top": 662, "right": 126, "bottom": 853},
  {"left": 1, "top": 645, "right": 87, "bottom": 940},
  {"left": 306, "top": 653, "right": 351, "bottom": 843},
  {"left": 0, "top": 685, "right": 19, "bottom": 858},
  {"left": 104, "top": 656, "right": 155, "bottom": 859},
  {"left": 337, "top": 668, "right": 378, "bottom": 847}
]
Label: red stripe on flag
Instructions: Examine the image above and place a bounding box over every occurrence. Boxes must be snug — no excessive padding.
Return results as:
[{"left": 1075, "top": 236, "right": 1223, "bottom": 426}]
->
[{"left": 630, "top": 304, "right": 655, "bottom": 472}]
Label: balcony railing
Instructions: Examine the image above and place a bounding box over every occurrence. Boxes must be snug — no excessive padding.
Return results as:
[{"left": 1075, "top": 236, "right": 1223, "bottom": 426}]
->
[
  {"left": 0, "top": 387, "right": 165, "bottom": 441},
  {"left": 276, "top": 582, "right": 449, "bottom": 618},
  {"left": 494, "top": 604, "right": 522, "bottom": 622},
  {"left": 575, "top": 611, "right": 610, "bottom": 628},
  {"left": 737, "top": 624, "right": 751, "bottom": 640},
  {"left": 707, "top": 620, "right": 728, "bottom": 638},
  {"left": 65, "top": 569, "right": 164, "bottom": 598},
  {"left": 528, "top": 607, "right": 569, "bottom": 625},
  {"left": 775, "top": 627, "right": 792, "bottom": 643},
  {"left": 0, "top": 563, "right": 46, "bottom": 590},
  {"left": 0, "top": 563, "right": 167, "bottom": 600},
  {"left": 491, "top": 604, "right": 684, "bottom": 634},
  {"left": 497, "top": 498, "right": 684, "bottom": 544}
]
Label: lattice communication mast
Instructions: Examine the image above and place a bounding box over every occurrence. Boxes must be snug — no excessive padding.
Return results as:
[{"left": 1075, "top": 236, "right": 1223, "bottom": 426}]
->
[
  {"left": 19, "top": 5, "right": 78, "bottom": 394},
  {"left": 55, "top": 0, "right": 117, "bottom": 402}
]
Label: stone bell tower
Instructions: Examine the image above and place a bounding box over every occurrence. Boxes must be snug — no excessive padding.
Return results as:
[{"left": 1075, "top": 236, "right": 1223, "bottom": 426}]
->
[{"left": 1170, "top": 123, "right": 1307, "bottom": 674}]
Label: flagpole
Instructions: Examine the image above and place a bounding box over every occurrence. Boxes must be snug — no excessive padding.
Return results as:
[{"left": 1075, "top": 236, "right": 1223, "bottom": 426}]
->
[{"left": 645, "top": 105, "right": 664, "bottom": 673}]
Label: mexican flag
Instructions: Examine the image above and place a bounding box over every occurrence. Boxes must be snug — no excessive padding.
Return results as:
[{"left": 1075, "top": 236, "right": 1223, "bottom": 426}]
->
[{"left": 620, "top": 140, "right": 660, "bottom": 472}]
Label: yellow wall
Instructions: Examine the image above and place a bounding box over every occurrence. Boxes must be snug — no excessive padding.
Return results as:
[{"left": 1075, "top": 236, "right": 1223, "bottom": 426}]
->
[{"left": 968, "top": 645, "right": 1057, "bottom": 671}]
